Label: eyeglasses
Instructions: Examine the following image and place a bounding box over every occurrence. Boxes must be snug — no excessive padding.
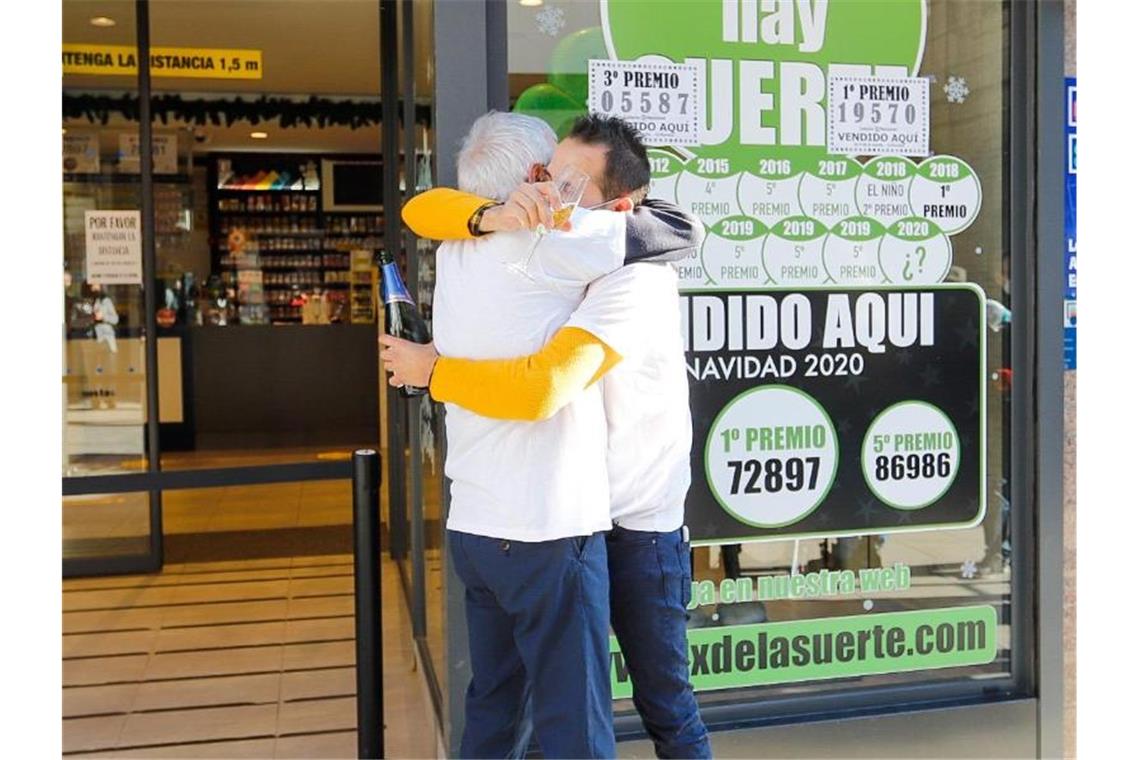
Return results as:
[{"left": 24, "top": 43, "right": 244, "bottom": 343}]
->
[
  {"left": 533, "top": 165, "right": 620, "bottom": 210},
  {"left": 581, "top": 198, "right": 621, "bottom": 211}
]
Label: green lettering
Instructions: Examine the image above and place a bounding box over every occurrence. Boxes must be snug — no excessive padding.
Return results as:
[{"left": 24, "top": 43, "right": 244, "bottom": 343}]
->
[
  {"left": 881, "top": 567, "right": 896, "bottom": 591},
  {"left": 859, "top": 568, "right": 881, "bottom": 592},
  {"left": 790, "top": 573, "right": 805, "bottom": 596},
  {"left": 736, "top": 639, "right": 756, "bottom": 671},
  {"left": 835, "top": 631, "right": 855, "bottom": 662},
  {"left": 686, "top": 582, "right": 699, "bottom": 610},
  {"left": 791, "top": 634, "right": 811, "bottom": 666},
  {"left": 770, "top": 635, "right": 790, "bottom": 668},
  {"left": 897, "top": 564, "right": 911, "bottom": 590}
]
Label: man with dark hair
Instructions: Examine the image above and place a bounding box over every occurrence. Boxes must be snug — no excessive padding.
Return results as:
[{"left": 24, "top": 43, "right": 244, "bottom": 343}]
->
[
  {"left": 385, "top": 113, "right": 712, "bottom": 758},
  {"left": 565, "top": 112, "right": 652, "bottom": 206}
]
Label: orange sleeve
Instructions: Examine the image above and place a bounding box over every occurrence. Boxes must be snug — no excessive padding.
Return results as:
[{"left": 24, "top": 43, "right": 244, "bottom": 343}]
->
[
  {"left": 429, "top": 327, "right": 622, "bottom": 421},
  {"left": 400, "top": 188, "right": 492, "bottom": 241}
]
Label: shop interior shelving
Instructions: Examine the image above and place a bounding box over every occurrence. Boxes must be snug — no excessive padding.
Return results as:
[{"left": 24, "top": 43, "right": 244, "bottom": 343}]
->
[{"left": 208, "top": 152, "right": 383, "bottom": 325}]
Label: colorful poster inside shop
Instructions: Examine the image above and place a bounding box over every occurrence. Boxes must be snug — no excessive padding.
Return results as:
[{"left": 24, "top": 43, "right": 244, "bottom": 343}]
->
[{"left": 1064, "top": 77, "right": 1076, "bottom": 370}]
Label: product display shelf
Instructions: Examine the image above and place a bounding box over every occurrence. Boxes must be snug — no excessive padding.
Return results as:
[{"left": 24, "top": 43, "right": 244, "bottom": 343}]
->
[{"left": 208, "top": 152, "right": 386, "bottom": 325}]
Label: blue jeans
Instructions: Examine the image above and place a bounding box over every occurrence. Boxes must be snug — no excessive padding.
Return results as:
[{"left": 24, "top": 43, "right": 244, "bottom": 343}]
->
[
  {"left": 608, "top": 525, "right": 711, "bottom": 759},
  {"left": 448, "top": 529, "right": 616, "bottom": 759},
  {"left": 509, "top": 526, "right": 711, "bottom": 759}
]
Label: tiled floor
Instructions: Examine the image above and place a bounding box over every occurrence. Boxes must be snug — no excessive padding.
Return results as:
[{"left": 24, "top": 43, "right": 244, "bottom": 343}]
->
[
  {"left": 62, "top": 412, "right": 1077, "bottom": 758},
  {"left": 63, "top": 555, "right": 438, "bottom": 758}
]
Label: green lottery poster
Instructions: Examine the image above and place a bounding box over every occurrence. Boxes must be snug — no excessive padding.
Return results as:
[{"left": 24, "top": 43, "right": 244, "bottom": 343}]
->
[
  {"left": 511, "top": 0, "right": 998, "bottom": 692},
  {"left": 519, "top": 0, "right": 988, "bottom": 545}
]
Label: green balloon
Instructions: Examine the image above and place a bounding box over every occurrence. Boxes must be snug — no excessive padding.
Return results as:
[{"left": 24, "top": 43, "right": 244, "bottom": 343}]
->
[
  {"left": 513, "top": 83, "right": 585, "bottom": 138},
  {"left": 548, "top": 27, "right": 607, "bottom": 105}
]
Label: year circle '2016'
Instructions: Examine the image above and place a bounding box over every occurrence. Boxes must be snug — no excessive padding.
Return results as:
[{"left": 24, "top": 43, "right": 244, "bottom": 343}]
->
[
  {"left": 861, "top": 401, "right": 961, "bottom": 510},
  {"left": 706, "top": 385, "right": 839, "bottom": 528}
]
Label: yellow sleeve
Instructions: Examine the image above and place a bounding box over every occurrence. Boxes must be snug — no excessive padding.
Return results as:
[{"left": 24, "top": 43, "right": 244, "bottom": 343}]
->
[
  {"left": 429, "top": 327, "right": 622, "bottom": 421},
  {"left": 400, "top": 188, "right": 492, "bottom": 241}
]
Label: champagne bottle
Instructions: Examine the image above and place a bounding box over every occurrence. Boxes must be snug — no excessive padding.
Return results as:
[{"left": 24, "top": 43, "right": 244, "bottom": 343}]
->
[{"left": 379, "top": 249, "right": 431, "bottom": 397}]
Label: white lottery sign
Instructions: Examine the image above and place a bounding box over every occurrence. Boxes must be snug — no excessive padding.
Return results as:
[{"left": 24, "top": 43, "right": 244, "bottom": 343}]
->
[
  {"left": 588, "top": 59, "right": 701, "bottom": 146},
  {"left": 827, "top": 75, "right": 930, "bottom": 157}
]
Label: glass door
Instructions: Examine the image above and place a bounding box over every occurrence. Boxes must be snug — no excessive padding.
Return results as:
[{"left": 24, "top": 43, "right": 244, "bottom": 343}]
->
[
  {"left": 63, "top": 0, "right": 161, "bottom": 574},
  {"left": 62, "top": 0, "right": 391, "bottom": 574}
]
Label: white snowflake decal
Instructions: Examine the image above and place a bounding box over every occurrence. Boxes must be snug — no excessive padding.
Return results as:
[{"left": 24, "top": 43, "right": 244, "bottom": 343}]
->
[
  {"left": 960, "top": 559, "right": 978, "bottom": 579},
  {"left": 944, "top": 76, "right": 970, "bottom": 104},
  {"left": 536, "top": 5, "right": 566, "bottom": 37}
]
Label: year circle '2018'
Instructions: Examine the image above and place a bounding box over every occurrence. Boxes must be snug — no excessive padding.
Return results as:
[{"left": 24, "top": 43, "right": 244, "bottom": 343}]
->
[
  {"left": 861, "top": 400, "right": 961, "bottom": 510},
  {"left": 705, "top": 385, "right": 839, "bottom": 528}
]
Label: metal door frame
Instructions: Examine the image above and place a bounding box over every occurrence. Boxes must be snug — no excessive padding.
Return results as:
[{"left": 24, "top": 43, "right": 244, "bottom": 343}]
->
[{"left": 62, "top": 0, "right": 395, "bottom": 578}]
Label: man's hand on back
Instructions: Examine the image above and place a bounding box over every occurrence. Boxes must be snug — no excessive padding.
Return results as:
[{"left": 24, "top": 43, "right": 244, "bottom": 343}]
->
[{"left": 478, "top": 182, "right": 570, "bottom": 233}]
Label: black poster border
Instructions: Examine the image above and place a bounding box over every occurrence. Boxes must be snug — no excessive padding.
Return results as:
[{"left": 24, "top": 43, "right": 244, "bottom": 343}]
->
[{"left": 683, "top": 282, "right": 987, "bottom": 547}]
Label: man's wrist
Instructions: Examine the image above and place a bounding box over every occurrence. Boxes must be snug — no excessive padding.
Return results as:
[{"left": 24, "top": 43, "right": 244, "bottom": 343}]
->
[{"left": 468, "top": 202, "right": 501, "bottom": 236}]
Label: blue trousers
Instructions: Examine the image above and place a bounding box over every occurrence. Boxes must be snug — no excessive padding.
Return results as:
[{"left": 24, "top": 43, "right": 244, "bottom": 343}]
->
[
  {"left": 607, "top": 526, "right": 711, "bottom": 759},
  {"left": 448, "top": 529, "right": 616, "bottom": 759},
  {"left": 509, "top": 526, "right": 712, "bottom": 759}
]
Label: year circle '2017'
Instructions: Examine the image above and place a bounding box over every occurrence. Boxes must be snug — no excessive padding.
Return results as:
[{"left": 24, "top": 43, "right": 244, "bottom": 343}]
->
[
  {"left": 861, "top": 400, "right": 961, "bottom": 510},
  {"left": 705, "top": 385, "right": 839, "bottom": 528}
]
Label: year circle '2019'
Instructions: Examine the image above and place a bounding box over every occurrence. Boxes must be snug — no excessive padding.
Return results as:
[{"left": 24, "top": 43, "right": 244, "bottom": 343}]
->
[{"left": 705, "top": 385, "right": 839, "bottom": 528}]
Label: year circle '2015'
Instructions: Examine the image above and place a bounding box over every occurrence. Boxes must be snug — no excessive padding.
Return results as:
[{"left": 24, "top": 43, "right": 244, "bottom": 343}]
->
[
  {"left": 705, "top": 385, "right": 839, "bottom": 528},
  {"left": 861, "top": 401, "right": 961, "bottom": 510}
]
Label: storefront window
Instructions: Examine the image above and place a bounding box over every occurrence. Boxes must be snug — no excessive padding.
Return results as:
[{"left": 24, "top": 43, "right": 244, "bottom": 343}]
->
[
  {"left": 402, "top": 0, "right": 449, "bottom": 700},
  {"left": 63, "top": 1, "right": 389, "bottom": 475},
  {"left": 62, "top": 0, "right": 151, "bottom": 494},
  {"left": 507, "top": 0, "right": 1014, "bottom": 710},
  {"left": 60, "top": 0, "right": 412, "bottom": 569},
  {"left": 63, "top": 492, "right": 151, "bottom": 560}
]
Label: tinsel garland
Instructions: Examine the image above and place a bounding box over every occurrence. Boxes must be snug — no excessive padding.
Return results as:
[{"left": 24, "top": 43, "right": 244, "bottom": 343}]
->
[{"left": 63, "top": 92, "right": 432, "bottom": 129}]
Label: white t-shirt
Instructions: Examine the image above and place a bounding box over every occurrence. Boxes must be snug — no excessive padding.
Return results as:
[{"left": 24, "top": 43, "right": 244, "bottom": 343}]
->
[
  {"left": 434, "top": 208, "right": 627, "bottom": 542},
  {"left": 565, "top": 263, "right": 692, "bottom": 533}
]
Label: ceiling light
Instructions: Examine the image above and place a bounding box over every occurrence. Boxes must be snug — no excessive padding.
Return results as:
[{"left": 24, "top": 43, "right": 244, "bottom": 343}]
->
[
  {"left": 250, "top": 131, "right": 269, "bottom": 139},
  {"left": 520, "top": 0, "right": 543, "bottom": 6},
  {"left": 89, "top": 16, "right": 116, "bottom": 27}
]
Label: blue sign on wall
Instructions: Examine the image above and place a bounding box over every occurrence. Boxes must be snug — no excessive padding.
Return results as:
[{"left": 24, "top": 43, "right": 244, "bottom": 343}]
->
[{"left": 1064, "top": 77, "right": 1076, "bottom": 370}]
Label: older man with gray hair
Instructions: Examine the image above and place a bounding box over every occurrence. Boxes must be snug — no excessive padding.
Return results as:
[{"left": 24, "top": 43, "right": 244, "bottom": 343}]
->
[
  {"left": 430, "top": 111, "right": 624, "bottom": 759},
  {"left": 403, "top": 111, "right": 698, "bottom": 758}
]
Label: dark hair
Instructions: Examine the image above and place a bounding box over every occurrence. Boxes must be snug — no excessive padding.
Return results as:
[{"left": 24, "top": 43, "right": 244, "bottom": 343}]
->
[{"left": 567, "top": 114, "right": 650, "bottom": 205}]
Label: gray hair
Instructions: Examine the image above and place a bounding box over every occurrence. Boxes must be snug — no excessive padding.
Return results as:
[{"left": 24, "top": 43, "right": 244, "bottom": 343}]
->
[{"left": 457, "top": 111, "right": 556, "bottom": 202}]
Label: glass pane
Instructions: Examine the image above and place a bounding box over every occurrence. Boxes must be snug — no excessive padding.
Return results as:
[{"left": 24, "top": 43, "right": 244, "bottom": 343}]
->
[
  {"left": 134, "top": 0, "right": 384, "bottom": 470},
  {"left": 163, "top": 479, "right": 352, "bottom": 563},
  {"left": 64, "top": 492, "right": 151, "bottom": 560},
  {"left": 63, "top": 0, "right": 149, "bottom": 479},
  {"left": 402, "top": 0, "right": 447, "bottom": 704},
  {"left": 505, "top": 0, "right": 1014, "bottom": 712}
]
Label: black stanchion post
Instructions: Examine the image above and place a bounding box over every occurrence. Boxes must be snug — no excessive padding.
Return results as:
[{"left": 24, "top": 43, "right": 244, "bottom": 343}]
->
[{"left": 353, "top": 449, "right": 384, "bottom": 758}]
